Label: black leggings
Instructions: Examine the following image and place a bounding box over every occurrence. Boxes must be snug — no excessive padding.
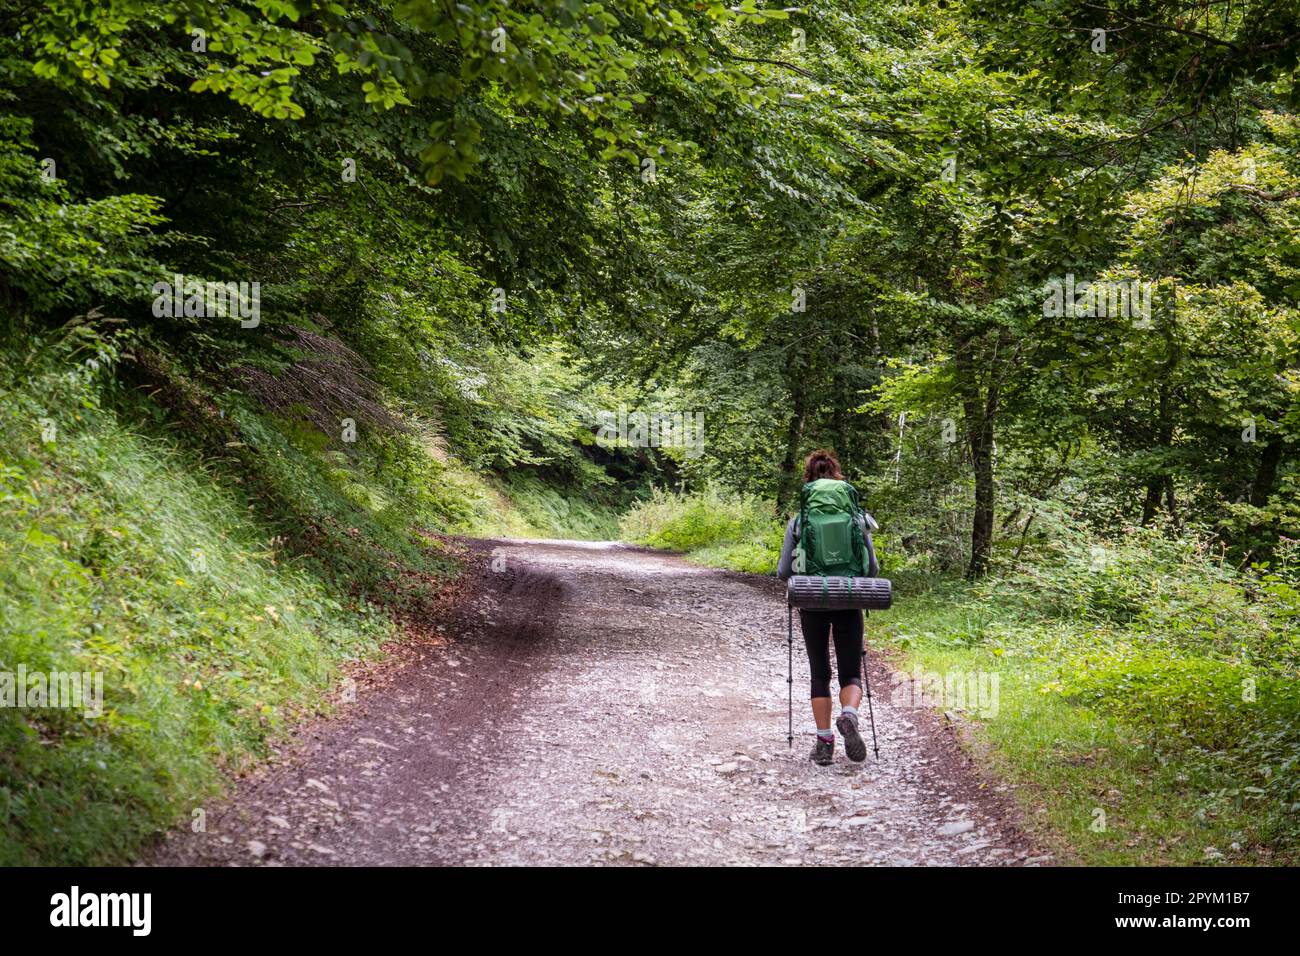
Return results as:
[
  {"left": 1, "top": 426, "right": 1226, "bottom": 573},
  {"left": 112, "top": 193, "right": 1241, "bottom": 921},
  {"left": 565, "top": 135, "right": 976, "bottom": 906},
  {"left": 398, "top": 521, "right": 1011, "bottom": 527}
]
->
[{"left": 800, "top": 609, "right": 864, "bottom": 699}]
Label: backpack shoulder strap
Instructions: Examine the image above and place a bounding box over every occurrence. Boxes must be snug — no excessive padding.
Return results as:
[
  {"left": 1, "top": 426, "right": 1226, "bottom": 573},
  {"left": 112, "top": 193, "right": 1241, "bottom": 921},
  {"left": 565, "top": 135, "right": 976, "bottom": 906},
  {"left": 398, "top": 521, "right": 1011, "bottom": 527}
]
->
[{"left": 843, "top": 481, "right": 864, "bottom": 516}]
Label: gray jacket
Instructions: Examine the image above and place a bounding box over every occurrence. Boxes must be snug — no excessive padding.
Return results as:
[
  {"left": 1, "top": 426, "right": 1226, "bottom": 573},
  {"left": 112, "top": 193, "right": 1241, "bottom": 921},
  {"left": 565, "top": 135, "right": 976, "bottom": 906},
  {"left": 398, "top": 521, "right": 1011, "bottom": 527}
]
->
[{"left": 776, "top": 513, "right": 879, "bottom": 581}]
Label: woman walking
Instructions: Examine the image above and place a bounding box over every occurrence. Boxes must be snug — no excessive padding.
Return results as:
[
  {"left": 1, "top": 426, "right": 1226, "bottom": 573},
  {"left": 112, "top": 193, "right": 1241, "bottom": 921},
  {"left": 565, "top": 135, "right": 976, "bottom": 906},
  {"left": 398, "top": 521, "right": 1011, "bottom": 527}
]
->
[{"left": 777, "top": 449, "right": 879, "bottom": 765}]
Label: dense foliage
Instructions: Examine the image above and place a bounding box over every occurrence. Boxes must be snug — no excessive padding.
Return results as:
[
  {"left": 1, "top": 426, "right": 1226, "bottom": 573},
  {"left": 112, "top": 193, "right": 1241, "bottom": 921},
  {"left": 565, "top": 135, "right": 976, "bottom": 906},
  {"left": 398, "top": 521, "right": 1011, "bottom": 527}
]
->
[{"left": 2, "top": 0, "right": 1298, "bottom": 862}]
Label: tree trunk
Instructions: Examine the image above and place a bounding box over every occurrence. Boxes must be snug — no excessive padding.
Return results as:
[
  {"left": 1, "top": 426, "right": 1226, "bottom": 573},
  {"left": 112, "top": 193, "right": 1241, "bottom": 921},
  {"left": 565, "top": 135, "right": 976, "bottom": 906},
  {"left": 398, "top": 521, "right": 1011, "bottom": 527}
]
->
[
  {"left": 1140, "top": 480, "right": 1162, "bottom": 525},
  {"left": 966, "top": 400, "right": 996, "bottom": 578},
  {"left": 1250, "top": 440, "right": 1284, "bottom": 508},
  {"left": 956, "top": 331, "right": 1000, "bottom": 578},
  {"left": 1242, "top": 439, "right": 1288, "bottom": 564},
  {"left": 1141, "top": 383, "right": 1174, "bottom": 526},
  {"left": 776, "top": 405, "right": 806, "bottom": 516}
]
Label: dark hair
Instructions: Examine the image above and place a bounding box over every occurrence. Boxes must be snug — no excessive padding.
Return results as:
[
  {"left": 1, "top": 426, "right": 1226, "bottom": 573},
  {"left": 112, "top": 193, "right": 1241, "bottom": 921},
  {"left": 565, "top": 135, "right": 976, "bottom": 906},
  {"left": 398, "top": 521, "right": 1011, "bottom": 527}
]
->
[{"left": 803, "top": 448, "right": 843, "bottom": 483}]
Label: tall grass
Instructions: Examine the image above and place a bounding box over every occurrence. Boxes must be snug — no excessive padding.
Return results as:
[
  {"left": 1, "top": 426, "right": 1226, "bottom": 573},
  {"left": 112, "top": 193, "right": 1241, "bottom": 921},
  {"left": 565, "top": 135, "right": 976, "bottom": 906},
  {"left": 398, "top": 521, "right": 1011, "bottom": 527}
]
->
[
  {"left": 501, "top": 473, "right": 623, "bottom": 540},
  {"left": 619, "top": 486, "right": 784, "bottom": 572},
  {"left": 870, "top": 510, "right": 1300, "bottom": 864},
  {"left": 0, "top": 335, "right": 404, "bottom": 863}
]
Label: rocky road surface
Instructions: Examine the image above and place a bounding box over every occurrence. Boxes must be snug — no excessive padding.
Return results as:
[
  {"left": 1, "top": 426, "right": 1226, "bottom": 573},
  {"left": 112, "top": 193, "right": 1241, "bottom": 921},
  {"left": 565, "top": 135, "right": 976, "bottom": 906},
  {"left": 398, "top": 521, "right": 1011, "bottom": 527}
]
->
[{"left": 150, "top": 539, "right": 1046, "bottom": 866}]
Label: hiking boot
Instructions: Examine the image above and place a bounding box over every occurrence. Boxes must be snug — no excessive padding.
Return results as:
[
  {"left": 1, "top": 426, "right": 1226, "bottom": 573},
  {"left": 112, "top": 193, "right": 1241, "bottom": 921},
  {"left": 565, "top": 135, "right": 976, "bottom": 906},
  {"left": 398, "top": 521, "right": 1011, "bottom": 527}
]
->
[
  {"left": 837, "top": 712, "right": 867, "bottom": 762},
  {"left": 810, "top": 736, "right": 834, "bottom": 766}
]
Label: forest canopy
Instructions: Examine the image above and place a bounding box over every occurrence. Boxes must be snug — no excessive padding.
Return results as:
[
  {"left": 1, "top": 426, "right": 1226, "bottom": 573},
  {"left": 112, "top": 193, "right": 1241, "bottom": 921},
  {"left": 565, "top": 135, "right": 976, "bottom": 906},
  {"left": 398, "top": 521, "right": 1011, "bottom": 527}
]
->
[
  {"left": 3, "top": 0, "right": 1300, "bottom": 867},
  {"left": 5, "top": 0, "right": 1298, "bottom": 576}
]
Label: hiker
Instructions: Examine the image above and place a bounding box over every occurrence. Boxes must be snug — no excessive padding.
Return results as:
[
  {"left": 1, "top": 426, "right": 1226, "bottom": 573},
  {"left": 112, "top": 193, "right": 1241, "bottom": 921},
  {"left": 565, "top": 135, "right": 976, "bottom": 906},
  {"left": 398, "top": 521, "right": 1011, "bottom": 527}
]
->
[{"left": 777, "top": 449, "right": 879, "bottom": 766}]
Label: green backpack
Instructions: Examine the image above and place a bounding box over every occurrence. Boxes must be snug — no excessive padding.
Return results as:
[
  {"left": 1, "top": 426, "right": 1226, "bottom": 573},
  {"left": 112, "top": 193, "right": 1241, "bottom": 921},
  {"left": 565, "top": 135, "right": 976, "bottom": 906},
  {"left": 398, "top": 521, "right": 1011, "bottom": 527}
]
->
[{"left": 793, "top": 478, "right": 868, "bottom": 577}]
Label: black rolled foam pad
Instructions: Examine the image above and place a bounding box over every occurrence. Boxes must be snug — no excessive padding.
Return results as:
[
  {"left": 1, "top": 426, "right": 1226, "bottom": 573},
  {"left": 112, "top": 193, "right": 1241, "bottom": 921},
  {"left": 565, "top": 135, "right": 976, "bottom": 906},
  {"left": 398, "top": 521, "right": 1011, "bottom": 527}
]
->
[{"left": 786, "top": 575, "right": 892, "bottom": 610}]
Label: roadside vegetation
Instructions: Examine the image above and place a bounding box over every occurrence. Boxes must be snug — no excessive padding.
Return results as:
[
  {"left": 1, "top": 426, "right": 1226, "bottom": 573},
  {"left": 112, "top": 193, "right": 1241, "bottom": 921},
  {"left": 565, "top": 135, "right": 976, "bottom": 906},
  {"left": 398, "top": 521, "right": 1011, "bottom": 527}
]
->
[
  {"left": 0, "top": 320, "right": 639, "bottom": 863},
  {"left": 877, "top": 514, "right": 1300, "bottom": 866},
  {"left": 3, "top": 1, "right": 1298, "bottom": 865},
  {"left": 620, "top": 488, "right": 783, "bottom": 573}
]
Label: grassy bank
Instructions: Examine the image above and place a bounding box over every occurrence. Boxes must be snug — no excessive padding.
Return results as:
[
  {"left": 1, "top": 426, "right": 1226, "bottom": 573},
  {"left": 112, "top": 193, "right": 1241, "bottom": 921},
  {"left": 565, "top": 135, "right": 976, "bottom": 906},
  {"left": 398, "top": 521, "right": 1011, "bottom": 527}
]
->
[
  {"left": 868, "top": 572, "right": 1300, "bottom": 866},
  {"left": 0, "top": 354, "right": 384, "bottom": 862},
  {"left": 0, "top": 328, "right": 612, "bottom": 864}
]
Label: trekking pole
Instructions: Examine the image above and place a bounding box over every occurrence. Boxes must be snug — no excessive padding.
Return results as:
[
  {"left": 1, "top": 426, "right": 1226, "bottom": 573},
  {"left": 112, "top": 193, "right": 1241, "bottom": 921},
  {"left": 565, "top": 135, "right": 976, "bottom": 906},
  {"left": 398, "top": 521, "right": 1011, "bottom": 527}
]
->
[
  {"left": 861, "top": 643, "right": 880, "bottom": 759},
  {"left": 787, "top": 606, "right": 794, "bottom": 749}
]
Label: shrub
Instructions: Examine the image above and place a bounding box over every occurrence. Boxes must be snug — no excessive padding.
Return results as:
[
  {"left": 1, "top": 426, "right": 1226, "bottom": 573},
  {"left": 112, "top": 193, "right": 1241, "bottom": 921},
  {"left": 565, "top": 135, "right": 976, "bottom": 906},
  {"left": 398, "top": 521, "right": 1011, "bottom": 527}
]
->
[{"left": 620, "top": 487, "right": 783, "bottom": 571}]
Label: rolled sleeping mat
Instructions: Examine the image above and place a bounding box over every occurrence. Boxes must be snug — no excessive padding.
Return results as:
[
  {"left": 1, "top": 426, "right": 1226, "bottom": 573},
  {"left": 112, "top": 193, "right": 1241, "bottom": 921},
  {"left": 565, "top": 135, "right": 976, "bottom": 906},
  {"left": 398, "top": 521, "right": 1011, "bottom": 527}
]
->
[{"left": 786, "top": 575, "right": 892, "bottom": 611}]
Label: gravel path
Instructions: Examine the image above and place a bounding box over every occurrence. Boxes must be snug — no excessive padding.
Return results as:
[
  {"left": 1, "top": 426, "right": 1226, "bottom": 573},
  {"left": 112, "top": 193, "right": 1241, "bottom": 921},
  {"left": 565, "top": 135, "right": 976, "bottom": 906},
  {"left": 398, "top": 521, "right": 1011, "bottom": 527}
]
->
[{"left": 149, "top": 539, "right": 1046, "bottom": 866}]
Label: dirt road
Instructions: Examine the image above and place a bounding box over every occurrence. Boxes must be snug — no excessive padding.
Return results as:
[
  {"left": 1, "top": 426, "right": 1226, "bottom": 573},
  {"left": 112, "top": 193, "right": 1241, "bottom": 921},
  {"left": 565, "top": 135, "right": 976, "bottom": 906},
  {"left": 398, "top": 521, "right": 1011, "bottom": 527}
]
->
[{"left": 150, "top": 539, "right": 1045, "bottom": 866}]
